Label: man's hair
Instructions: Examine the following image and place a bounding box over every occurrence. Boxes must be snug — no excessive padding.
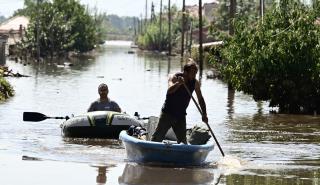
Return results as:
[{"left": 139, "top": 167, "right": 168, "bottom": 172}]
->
[
  {"left": 98, "top": 83, "right": 108, "bottom": 91},
  {"left": 183, "top": 59, "right": 198, "bottom": 72}
]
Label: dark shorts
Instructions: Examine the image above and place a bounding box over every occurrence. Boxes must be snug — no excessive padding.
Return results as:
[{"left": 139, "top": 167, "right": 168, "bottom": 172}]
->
[{"left": 151, "top": 112, "right": 187, "bottom": 144}]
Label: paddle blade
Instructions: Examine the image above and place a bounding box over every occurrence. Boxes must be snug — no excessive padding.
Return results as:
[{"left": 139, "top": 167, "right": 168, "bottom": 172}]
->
[{"left": 23, "top": 112, "right": 48, "bottom": 122}]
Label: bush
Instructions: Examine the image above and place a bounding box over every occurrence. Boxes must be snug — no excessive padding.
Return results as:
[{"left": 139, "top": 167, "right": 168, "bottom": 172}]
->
[
  {"left": 221, "top": 1, "right": 320, "bottom": 113},
  {"left": 0, "top": 77, "right": 14, "bottom": 101}
]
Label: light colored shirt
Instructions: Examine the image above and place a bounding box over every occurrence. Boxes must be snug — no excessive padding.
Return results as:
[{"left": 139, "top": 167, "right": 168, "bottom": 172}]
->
[{"left": 87, "top": 98, "right": 121, "bottom": 112}]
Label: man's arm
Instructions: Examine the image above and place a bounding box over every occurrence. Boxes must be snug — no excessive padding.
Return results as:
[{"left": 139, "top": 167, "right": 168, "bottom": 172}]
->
[
  {"left": 194, "top": 80, "right": 208, "bottom": 123},
  {"left": 113, "top": 102, "right": 122, "bottom": 113},
  {"left": 167, "top": 74, "right": 184, "bottom": 94}
]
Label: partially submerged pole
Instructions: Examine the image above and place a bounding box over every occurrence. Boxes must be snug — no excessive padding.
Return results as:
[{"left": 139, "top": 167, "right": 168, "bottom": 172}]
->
[
  {"left": 36, "top": 0, "right": 41, "bottom": 62},
  {"left": 145, "top": 0, "right": 148, "bottom": 33},
  {"left": 140, "top": 14, "right": 143, "bottom": 34},
  {"left": 188, "top": 21, "right": 193, "bottom": 54},
  {"left": 229, "top": 0, "right": 236, "bottom": 35},
  {"left": 180, "top": 0, "right": 186, "bottom": 59},
  {"left": 168, "top": 0, "right": 172, "bottom": 56},
  {"left": 198, "top": 0, "right": 203, "bottom": 76},
  {"left": 133, "top": 17, "right": 137, "bottom": 36},
  {"left": 159, "top": 0, "right": 163, "bottom": 52},
  {"left": 260, "top": 0, "right": 264, "bottom": 20}
]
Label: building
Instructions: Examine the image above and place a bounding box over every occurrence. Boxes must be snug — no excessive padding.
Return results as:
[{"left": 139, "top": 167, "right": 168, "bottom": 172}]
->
[
  {"left": 185, "top": 0, "right": 219, "bottom": 22},
  {"left": 203, "top": 1, "right": 219, "bottom": 23},
  {"left": 0, "top": 35, "right": 8, "bottom": 65},
  {"left": 0, "top": 16, "right": 30, "bottom": 55},
  {"left": 185, "top": 4, "right": 198, "bottom": 18}
]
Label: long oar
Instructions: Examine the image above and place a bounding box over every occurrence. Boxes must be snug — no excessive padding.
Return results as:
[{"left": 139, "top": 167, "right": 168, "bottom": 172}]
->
[
  {"left": 23, "top": 112, "right": 67, "bottom": 122},
  {"left": 183, "top": 83, "right": 225, "bottom": 157}
]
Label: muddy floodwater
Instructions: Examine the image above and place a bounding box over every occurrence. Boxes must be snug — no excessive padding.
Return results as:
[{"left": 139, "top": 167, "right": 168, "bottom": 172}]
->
[{"left": 0, "top": 41, "right": 319, "bottom": 185}]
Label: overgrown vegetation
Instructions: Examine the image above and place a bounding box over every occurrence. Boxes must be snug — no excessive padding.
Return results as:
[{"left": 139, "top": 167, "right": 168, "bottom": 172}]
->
[
  {"left": 0, "top": 68, "right": 14, "bottom": 101},
  {"left": 218, "top": 1, "right": 320, "bottom": 114},
  {"left": 14, "top": 0, "right": 106, "bottom": 58},
  {"left": 106, "top": 14, "right": 136, "bottom": 40},
  {"left": 137, "top": 5, "right": 199, "bottom": 51}
]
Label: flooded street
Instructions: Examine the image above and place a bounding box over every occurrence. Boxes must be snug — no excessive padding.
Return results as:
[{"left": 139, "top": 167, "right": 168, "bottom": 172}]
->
[{"left": 0, "top": 41, "right": 319, "bottom": 185}]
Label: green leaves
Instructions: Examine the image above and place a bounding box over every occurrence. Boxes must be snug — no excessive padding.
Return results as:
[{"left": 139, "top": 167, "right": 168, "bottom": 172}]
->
[
  {"left": 220, "top": 1, "right": 320, "bottom": 114},
  {"left": 21, "top": 0, "right": 99, "bottom": 56},
  {"left": 0, "top": 77, "right": 14, "bottom": 101}
]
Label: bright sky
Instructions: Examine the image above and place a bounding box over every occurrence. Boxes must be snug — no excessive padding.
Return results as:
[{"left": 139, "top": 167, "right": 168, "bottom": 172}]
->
[{"left": 0, "top": 0, "right": 217, "bottom": 17}]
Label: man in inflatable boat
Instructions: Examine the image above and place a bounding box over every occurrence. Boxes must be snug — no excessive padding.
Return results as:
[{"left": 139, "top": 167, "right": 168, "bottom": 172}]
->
[{"left": 87, "top": 83, "right": 122, "bottom": 112}]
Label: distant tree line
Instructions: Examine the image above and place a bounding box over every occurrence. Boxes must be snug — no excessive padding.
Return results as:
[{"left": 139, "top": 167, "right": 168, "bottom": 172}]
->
[
  {"left": 0, "top": 15, "right": 6, "bottom": 23},
  {"left": 105, "top": 14, "right": 136, "bottom": 40}
]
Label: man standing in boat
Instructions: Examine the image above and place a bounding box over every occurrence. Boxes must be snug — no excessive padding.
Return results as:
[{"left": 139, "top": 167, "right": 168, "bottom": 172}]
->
[
  {"left": 151, "top": 60, "right": 208, "bottom": 144},
  {"left": 87, "top": 83, "right": 122, "bottom": 112}
]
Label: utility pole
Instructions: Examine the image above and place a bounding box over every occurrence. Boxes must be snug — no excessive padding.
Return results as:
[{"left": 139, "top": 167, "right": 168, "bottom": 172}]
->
[
  {"left": 133, "top": 17, "right": 137, "bottom": 36},
  {"left": 145, "top": 0, "right": 148, "bottom": 33},
  {"left": 185, "top": 18, "right": 189, "bottom": 54},
  {"left": 229, "top": 0, "right": 236, "bottom": 35},
  {"left": 260, "top": 0, "right": 264, "bottom": 20},
  {"left": 228, "top": 0, "right": 237, "bottom": 89},
  {"left": 151, "top": 2, "right": 155, "bottom": 22},
  {"left": 137, "top": 17, "right": 140, "bottom": 35},
  {"left": 36, "top": 0, "right": 41, "bottom": 62},
  {"left": 140, "top": 14, "right": 143, "bottom": 34},
  {"left": 168, "top": 0, "right": 172, "bottom": 56},
  {"left": 188, "top": 21, "right": 193, "bottom": 55},
  {"left": 159, "top": 0, "right": 163, "bottom": 52},
  {"left": 198, "top": 0, "right": 203, "bottom": 74},
  {"left": 180, "top": 0, "right": 186, "bottom": 59}
]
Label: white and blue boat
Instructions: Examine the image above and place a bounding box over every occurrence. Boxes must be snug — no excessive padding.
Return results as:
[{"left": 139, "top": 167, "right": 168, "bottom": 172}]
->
[
  {"left": 119, "top": 130, "right": 214, "bottom": 166},
  {"left": 61, "top": 111, "right": 142, "bottom": 138}
]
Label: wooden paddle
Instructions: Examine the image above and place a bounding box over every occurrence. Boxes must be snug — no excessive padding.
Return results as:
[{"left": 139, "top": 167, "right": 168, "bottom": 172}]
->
[
  {"left": 183, "top": 83, "right": 225, "bottom": 157},
  {"left": 23, "top": 112, "right": 67, "bottom": 122}
]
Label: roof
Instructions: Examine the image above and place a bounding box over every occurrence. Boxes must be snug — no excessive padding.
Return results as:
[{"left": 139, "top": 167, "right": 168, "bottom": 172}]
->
[
  {"left": 0, "top": 16, "right": 30, "bottom": 31},
  {"left": 203, "top": 0, "right": 219, "bottom": 5}
]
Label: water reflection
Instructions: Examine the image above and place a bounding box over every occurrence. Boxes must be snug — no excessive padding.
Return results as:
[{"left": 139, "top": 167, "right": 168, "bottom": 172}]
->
[
  {"left": 97, "top": 166, "right": 107, "bottom": 184},
  {"left": 226, "top": 113, "right": 320, "bottom": 168},
  {"left": 25, "top": 56, "right": 96, "bottom": 77},
  {"left": 228, "top": 113, "right": 320, "bottom": 143},
  {"left": 227, "top": 87, "right": 235, "bottom": 120},
  {"left": 118, "top": 163, "right": 216, "bottom": 185},
  {"left": 167, "top": 56, "right": 171, "bottom": 75},
  {"left": 63, "top": 138, "right": 122, "bottom": 149},
  {"left": 91, "top": 164, "right": 116, "bottom": 185},
  {"left": 226, "top": 168, "right": 320, "bottom": 185}
]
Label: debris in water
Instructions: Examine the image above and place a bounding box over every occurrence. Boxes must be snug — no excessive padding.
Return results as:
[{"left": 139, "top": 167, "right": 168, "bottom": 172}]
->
[{"left": 22, "top": 155, "right": 42, "bottom": 161}]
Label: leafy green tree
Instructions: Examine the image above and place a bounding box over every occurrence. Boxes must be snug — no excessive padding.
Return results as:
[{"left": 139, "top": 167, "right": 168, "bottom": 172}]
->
[
  {"left": 211, "top": 0, "right": 259, "bottom": 41},
  {"left": 213, "top": 0, "right": 229, "bottom": 31},
  {"left": 19, "top": 0, "right": 100, "bottom": 57},
  {"left": 0, "top": 15, "right": 6, "bottom": 23},
  {"left": 221, "top": 1, "right": 320, "bottom": 113}
]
